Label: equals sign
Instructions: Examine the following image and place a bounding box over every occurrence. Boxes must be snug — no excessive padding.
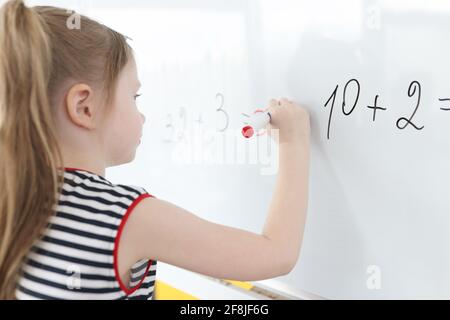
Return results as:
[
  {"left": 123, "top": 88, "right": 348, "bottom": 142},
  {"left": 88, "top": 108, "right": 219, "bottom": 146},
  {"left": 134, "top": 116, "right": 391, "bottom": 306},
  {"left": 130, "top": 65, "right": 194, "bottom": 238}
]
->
[{"left": 439, "top": 98, "right": 450, "bottom": 111}]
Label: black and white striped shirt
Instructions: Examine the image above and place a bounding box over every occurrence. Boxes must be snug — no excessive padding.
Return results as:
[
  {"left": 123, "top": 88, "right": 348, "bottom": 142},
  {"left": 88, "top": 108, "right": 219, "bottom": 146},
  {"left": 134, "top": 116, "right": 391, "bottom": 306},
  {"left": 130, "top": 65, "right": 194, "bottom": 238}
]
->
[{"left": 16, "top": 168, "right": 157, "bottom": 300}]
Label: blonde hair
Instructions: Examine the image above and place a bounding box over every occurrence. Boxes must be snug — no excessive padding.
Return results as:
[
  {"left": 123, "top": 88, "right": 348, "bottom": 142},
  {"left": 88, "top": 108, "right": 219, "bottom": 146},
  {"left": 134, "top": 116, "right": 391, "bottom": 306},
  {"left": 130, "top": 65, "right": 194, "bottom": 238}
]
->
[{"left": 0, "top": 0, "right": 132, "bottom": 299}]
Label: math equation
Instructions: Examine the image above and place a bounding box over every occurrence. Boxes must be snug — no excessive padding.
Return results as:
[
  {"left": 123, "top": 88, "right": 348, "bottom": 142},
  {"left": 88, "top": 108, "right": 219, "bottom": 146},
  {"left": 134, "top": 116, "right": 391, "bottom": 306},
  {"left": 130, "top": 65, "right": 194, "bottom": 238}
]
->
[
  {"left": 324, "top": 79, "right": 450, "bottom": 140},
  {"left": 163, "top": 93, "right": 230, "bottom": 144}
]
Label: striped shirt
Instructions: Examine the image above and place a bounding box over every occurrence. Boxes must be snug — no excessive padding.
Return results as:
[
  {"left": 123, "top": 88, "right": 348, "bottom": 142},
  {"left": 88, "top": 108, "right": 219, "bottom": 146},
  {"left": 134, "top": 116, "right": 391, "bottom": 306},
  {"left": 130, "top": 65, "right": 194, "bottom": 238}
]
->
[{"left": 16, "top": 168, "right": 157, "bottom": 300}]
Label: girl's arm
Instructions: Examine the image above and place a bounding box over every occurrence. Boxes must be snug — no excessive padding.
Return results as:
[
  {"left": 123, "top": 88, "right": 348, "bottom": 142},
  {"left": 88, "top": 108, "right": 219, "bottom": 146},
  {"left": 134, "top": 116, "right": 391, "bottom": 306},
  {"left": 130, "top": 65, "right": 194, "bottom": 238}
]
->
[{"left": 118, "top": 99, "right": 310, "bottom": 281}]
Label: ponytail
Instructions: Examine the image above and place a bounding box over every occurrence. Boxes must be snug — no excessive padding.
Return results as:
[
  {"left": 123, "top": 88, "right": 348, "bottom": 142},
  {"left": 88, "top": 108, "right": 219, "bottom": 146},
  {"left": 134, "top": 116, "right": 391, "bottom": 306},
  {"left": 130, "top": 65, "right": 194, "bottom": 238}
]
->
[{"left": 0, "top": 0, "right": 63, "bottom": 299}]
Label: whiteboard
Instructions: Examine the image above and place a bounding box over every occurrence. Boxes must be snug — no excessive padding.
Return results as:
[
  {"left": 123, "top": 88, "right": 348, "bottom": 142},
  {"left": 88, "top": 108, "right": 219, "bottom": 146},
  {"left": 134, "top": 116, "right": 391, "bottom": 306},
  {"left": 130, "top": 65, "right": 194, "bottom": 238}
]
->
[{"left": 29, "top": 0, "right": 450, "bottom": 299}]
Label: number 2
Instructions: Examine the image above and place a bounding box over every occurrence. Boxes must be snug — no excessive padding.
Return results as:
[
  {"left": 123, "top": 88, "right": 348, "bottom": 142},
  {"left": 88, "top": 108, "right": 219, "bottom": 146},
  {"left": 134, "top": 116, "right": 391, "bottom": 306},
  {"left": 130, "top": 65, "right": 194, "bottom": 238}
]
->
[{"left": 396, "top": 81, "right": 424, "bottom": 130}]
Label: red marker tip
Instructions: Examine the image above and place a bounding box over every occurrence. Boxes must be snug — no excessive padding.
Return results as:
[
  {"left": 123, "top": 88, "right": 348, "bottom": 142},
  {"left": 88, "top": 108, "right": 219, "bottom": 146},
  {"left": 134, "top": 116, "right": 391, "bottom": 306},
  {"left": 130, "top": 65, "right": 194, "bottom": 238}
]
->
[{"left": 242, "top": 126, "right": 254, "bottom": 138}]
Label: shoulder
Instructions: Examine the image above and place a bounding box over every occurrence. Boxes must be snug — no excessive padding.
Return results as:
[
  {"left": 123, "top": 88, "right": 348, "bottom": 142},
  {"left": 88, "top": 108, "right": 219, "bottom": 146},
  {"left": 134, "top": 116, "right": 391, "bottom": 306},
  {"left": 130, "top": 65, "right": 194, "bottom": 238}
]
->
[
  {"left": 60, "top": 169, "right": 156, "bottom": 222},
  {"left": 62, "top": 168, "right": 155, "bottom": 199},
  {"left": 113, "top": 183, "right": 152, "bottom": 199}
]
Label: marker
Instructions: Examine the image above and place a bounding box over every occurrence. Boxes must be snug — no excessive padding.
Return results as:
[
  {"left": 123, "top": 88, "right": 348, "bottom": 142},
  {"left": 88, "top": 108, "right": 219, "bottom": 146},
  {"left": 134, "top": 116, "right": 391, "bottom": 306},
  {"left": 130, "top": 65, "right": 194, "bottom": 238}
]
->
[{"left": 242, "top": 110, "right": 272, "bottom": 139}]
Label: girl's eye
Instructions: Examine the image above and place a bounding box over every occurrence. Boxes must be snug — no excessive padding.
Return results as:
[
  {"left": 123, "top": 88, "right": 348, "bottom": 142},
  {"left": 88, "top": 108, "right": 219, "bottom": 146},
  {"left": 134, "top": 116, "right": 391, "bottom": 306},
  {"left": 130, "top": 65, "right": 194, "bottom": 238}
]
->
[{"left": 134, "top": 94, "right": 142, "bottom": 100}]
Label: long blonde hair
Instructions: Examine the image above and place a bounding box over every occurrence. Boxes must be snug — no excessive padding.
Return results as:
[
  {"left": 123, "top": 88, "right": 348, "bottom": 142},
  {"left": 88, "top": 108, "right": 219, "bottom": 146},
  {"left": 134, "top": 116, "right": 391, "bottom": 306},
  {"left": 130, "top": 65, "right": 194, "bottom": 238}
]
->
[{"left": 0, "top": 0, "right": 132, "bottom": 299}]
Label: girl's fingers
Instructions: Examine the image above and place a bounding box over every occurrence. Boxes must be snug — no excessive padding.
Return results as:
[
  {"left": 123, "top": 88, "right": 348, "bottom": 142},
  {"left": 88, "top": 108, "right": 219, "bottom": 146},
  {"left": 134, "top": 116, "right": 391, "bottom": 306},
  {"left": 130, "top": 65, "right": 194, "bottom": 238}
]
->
[
  {"left": 265, "top": 99, "right": 279, "bottom": 112},
  {"left": 265, "top": 97, "right": 294, "bottom": 112},
  {"left": 280, "top": 97, "right": 293, "bottom": 105}
]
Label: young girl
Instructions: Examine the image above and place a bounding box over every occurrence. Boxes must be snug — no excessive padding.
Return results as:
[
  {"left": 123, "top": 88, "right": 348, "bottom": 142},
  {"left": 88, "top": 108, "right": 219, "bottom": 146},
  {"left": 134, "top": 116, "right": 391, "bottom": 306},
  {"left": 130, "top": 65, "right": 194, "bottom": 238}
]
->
[{"left": 0, "top": 0, "right": 310, "bottom": 300}]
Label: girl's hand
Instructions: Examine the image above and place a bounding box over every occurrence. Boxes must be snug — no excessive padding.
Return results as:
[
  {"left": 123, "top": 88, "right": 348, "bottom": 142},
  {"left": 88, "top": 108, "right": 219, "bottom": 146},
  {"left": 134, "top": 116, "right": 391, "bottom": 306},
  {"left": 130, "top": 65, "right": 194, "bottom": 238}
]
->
[{"left": 265, "top": 98, "right": 310, "bottom": 145}]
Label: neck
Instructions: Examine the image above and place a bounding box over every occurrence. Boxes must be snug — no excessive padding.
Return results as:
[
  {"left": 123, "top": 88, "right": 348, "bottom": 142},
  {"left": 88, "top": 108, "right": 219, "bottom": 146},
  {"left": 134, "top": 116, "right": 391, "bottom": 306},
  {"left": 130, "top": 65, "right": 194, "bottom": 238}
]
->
[{"left": 60, "top": 148, "right": 106, "bottom": 178}]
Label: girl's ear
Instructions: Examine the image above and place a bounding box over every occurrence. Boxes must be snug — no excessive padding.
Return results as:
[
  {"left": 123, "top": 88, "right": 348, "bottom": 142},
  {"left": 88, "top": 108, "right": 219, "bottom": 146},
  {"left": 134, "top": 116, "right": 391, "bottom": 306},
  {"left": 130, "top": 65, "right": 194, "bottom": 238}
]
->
[{"left": 65, "top": 83, "right": 98, "bottom": 129}]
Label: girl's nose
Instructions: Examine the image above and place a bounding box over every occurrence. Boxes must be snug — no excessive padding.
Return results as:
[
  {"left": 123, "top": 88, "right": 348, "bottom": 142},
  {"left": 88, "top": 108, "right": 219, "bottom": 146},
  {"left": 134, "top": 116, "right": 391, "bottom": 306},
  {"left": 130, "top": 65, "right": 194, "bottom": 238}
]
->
[{"left": 140, "top": 112, "right": 146, "bottom": 124}]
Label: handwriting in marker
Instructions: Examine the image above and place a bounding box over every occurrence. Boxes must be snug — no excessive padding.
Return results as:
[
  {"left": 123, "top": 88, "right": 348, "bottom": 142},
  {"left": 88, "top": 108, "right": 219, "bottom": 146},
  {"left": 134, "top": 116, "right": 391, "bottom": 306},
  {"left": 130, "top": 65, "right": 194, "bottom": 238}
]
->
[
  {"left": 439, "top": 98, "right": 450, "bottom": 111},
  {"left": 324, "top": 78, "right": 428, "bottom": 140},
  {"left": 396, "top": 81, "right": 424, "bottom": 131},
  {"left": 367, "top": 94, "right": 387, "bottom": 122}
]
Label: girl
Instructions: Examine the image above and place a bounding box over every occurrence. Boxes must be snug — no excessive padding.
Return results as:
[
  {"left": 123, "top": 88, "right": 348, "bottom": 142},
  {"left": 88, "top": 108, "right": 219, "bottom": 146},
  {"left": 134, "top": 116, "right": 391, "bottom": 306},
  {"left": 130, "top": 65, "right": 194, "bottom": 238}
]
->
[{"left": 0, "top": 0, "right": 310, "bottom": 300}]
